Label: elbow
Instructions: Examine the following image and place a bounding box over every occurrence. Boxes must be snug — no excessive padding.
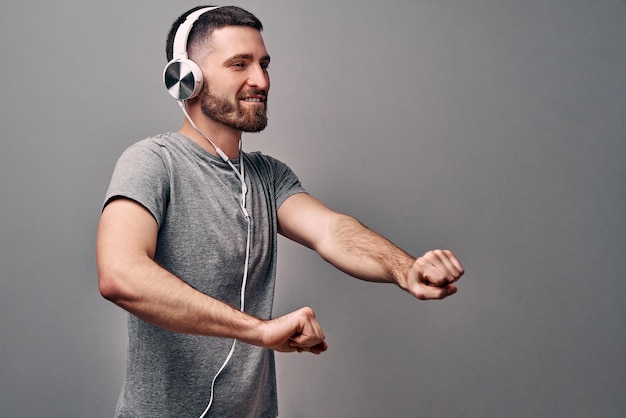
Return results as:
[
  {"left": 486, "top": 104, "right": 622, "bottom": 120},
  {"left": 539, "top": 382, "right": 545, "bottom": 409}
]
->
[
  {"left": 312, "top": 214, "right": 358, "bottom": 263},
  {"left": 98, "top": 269, "right": 123, "bottom": 303},
  {"left": 97, "top": 259, "right": 130, "bottom": 304}
]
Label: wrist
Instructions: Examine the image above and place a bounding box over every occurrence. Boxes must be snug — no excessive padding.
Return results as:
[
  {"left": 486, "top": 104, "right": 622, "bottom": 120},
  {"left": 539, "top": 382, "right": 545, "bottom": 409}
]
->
[
  {"left": 393, "top": 257, "right": 416, "bottom": 291},
  {"left": 233, "top": 315, "right": 267, "bottom": 347}
]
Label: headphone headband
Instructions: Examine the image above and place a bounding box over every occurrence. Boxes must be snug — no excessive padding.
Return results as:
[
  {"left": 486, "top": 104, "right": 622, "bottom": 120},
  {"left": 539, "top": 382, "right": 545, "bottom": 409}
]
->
[
  {"left": 164, "top": 6, "right": 223, "bottom": 101},
  {"left": 172, "top": 6, "right": 223, "bottom": 60}
]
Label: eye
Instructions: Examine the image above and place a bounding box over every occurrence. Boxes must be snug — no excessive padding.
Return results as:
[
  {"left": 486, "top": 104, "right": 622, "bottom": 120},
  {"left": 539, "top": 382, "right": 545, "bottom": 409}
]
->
[{"left": 260, "top": 61, "right": 270, "bottom": 71}]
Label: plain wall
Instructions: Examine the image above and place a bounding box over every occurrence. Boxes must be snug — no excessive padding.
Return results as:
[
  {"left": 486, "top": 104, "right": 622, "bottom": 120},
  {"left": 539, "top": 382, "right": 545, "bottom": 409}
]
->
[{"left": 1, "top": 1, "right": 625, "bottom": 417}]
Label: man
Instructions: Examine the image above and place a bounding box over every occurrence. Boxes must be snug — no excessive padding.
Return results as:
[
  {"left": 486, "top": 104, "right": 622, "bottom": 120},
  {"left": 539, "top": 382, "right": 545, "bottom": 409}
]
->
[{"left": 97, "top": 5, "right": 464, "bottom": 417}]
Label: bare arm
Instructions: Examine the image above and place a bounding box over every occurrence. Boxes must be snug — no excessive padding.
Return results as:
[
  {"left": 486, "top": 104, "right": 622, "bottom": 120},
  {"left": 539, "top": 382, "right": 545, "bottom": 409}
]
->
[
  {"left": 97, "top": 198, "right": 327, "bottom": 353},
  {"left": 278, "top": 193, "right": 464, "bottom": 300}
]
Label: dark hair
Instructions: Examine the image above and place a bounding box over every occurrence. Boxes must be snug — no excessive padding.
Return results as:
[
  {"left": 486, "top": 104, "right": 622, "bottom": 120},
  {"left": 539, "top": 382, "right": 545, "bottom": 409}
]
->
[{"left": 165, "top": 5, "right": 263, "bottom": 62}]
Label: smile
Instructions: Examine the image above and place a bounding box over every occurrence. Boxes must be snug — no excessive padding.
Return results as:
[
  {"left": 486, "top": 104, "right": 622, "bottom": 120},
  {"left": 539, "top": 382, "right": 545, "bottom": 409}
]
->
[{"left": 242, "top": 98, "right": 264, "bottom": 102}]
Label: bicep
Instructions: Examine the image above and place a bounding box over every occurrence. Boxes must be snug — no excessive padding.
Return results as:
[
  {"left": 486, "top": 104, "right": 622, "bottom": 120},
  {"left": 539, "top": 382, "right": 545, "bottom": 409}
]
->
[
  {"left": 97, "top": 198, "right": 159, "bottom": 277},
  {"left": 277, "top": 193, "right": 340, "bottom": 251}
]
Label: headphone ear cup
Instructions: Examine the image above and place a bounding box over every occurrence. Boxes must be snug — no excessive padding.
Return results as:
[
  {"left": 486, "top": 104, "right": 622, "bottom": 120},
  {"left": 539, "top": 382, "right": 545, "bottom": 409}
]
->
[{"left": 163, "top": 58, "right": 204, "bottom": 100}]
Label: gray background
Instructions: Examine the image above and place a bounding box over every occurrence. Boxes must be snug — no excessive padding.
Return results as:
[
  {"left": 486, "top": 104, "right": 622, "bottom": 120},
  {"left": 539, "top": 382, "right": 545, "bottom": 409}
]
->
[{"left": 1, "top": 0, "right": 625, "bottom": 417}]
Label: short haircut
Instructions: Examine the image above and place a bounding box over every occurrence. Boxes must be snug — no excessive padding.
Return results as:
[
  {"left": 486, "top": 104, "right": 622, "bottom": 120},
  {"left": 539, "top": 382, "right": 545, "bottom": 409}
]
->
[{"left": 165, "top": 5, "right": 263, "bottom": 62}]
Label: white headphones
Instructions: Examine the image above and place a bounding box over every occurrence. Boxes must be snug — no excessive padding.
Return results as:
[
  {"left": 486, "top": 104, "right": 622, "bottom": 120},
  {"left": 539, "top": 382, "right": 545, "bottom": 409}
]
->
[{"left": 163, "top": 6, "right": 223, "bottom": 100}]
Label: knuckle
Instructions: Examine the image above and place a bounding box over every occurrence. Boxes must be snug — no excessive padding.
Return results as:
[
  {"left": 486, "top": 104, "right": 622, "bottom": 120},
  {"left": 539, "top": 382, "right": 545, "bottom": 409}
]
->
[
  {"left": 414, "top": 257, "right": 429, "bottom": 268},
  {"left": 411, "top": 289, "right": 427, "bottom": 300},
  {"left": 301, "top": 306, "right": 316, "bottom": 318}
]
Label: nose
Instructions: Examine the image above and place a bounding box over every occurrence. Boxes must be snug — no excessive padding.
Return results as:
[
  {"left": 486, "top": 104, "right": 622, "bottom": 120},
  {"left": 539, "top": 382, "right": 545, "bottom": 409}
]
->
[{"left": 247, "top": 63, "right": 269, "bottom": 91}]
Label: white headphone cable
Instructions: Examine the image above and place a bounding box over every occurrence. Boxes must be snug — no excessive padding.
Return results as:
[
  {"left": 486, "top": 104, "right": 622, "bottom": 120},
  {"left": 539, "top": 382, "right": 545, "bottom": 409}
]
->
[
  {"left": 198, "top": 212, "right": 251, "bottom": 418},
  {"left": 175, "top": 100, "right": 252, "bottom": 417}
]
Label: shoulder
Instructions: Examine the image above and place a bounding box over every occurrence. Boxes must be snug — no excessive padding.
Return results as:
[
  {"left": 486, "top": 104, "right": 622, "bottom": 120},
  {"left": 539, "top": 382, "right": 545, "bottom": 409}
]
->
[
  {"left": 244, "top": 151, "right": 306, "bottom": 205},
  {"left": 108, "top": 134, "right": 177, "bottom": 193},
  {"left": 120, "top": 133, "right": 174, "bottom": 157},
  {"left": 114, "top": 133, "right": 184, "bottom": 172},
  {"left": 245, "top": 151, "right": 285, "bottom": 165},
  {"left": 244, "top": 151, "right": 295, "bottom": 174}
]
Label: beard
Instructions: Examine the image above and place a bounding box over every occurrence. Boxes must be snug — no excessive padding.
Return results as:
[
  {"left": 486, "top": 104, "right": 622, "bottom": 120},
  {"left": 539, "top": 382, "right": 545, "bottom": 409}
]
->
[{"left": 199, "top": 84, "right": 268, "bottom": 133}]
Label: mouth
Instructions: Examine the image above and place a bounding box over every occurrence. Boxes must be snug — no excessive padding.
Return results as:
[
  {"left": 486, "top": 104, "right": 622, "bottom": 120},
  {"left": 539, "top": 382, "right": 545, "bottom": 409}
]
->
[
  {"left": 242, "top": 97, "right": 264, "bottom": 103},
  {"left": 239, "top": 90, "right": 267, "bottom": 104}
]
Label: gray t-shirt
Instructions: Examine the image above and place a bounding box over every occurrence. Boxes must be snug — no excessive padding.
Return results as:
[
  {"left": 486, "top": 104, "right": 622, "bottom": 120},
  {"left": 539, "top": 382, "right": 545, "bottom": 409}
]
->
[{"left": 104, "top": 132, "right": 306, "bottom": 418}]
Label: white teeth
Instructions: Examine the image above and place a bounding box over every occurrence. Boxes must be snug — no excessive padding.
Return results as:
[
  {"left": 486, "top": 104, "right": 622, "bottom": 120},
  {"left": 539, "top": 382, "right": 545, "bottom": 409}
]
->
[{"left": 244, "top": 98, "right": 262, "bottom": 102}]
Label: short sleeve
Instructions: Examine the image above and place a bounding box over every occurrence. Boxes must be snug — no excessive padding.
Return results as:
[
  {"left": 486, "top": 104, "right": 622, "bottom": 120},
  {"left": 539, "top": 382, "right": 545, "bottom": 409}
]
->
[
  {"left": 247, "top": 152, "right": 306, "bottom": 208},
  {"left": 103, "top": 139, "right": 170, "bottom": 226}
]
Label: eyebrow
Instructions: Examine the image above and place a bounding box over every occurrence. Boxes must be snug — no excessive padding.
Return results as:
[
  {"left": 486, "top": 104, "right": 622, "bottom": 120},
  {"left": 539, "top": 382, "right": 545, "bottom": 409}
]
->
[{"left": 226, "top": 54, "right": 271, "bottom": 63}]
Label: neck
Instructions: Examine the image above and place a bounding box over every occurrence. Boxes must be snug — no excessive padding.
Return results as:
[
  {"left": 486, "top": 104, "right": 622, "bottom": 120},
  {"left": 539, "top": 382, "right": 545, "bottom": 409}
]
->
[{"left": 178, "top": 103, "right": 242, "bottom": 159}]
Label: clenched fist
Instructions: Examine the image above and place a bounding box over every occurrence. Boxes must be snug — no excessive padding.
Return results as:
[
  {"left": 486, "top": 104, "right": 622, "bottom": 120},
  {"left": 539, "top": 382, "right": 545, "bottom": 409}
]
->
[
  {"left": 260, "top": 307, "right": 328, "bottom": 354},
  {"left": 403, "top": 249, "right": 464, "bottom": 300}
]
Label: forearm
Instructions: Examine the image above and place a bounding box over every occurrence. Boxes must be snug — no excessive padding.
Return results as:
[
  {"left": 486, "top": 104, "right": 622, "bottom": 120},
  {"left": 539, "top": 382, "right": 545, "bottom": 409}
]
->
[
  {"left": 98, "top": 256, "right": 264, "bottom": 344},
  {"left": 99, "top": 257, "right": 328, "bottom": 353},
  {"left": 316, "top": 214, "right": 415, "bottom": 288}
]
